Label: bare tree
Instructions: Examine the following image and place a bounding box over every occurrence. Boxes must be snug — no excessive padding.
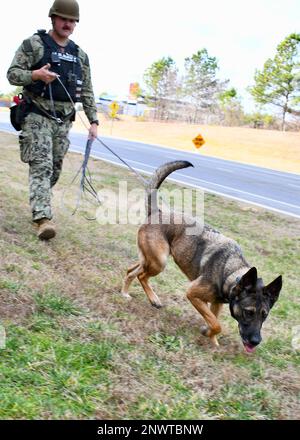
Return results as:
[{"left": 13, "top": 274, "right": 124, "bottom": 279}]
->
[
  {"left": 183, "top": 49, "right": 220, "bottom": 123},
  {"left": 144, "top": 57, "right": 179, "bottom": 120}
]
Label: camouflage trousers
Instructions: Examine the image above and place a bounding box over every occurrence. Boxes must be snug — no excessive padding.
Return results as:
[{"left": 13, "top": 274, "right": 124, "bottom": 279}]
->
[{"left": 19, "top": 112, "right": 72, "bottom": 222}]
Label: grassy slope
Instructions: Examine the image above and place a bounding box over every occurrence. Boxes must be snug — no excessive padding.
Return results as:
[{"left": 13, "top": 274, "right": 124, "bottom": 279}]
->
[{"left": 0, "top": 132, "right": 299, "bottom": 420}]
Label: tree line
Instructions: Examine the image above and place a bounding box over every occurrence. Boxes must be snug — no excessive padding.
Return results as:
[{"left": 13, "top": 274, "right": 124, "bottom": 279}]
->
[
  {"left": 1, "top": 34, "right": 299, "bottom": 131},
  {"left": 142, "top": 33, "right": 300, "bottom": 131}
]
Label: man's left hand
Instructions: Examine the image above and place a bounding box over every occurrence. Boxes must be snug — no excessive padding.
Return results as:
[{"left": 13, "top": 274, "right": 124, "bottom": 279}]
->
[{"left": 89, "top": 123, "right": 98, "bottom": 140}]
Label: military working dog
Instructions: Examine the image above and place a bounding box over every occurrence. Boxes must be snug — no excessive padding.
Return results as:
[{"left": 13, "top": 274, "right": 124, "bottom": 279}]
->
[{"left": 121, "top": 161, "right": 282, "bottom": 352}]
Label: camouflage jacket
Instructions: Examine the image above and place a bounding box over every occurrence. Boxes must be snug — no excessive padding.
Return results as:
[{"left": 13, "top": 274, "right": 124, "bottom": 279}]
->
[{"left": 7, "top": 32, "right": 98, "bottom": 123}]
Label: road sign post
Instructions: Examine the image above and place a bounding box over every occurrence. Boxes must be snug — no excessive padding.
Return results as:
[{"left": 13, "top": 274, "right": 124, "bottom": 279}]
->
[{"left": 109, "top": 101, "right": 120, "bottom": 135}]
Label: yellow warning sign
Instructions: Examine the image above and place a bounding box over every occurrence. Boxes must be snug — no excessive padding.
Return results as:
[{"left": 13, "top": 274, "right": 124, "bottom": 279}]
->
[
  {"left": 193, "top": 134, "right": 205, "bottom": 149},
  {"left": 109, "top": 101, "right": 120, "bottom": 118},
  {"left": 109, "top": 101, "right": 119, "bottom": 112}
]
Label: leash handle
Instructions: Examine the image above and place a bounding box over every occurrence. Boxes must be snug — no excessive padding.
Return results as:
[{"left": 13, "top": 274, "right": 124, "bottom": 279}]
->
[{"left": 82, "top": 138, "right": 94, "bottom": 171}]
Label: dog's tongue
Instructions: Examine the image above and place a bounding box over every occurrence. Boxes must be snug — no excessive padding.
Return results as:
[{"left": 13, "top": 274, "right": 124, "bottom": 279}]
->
[{"left": 244, "top": 343, "right": 256, "bottom": 353}]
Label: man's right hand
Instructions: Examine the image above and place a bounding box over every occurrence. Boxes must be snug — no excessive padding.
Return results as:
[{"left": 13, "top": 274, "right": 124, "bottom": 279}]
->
[{"left": 31, "top": 63, "right": 58, "bottom": 84}]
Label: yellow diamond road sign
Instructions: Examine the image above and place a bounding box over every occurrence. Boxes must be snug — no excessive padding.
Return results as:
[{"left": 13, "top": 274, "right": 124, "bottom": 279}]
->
[
  {"left": 109, "top": 101, "right": 119, "bottom": 112},
  {"left": 193, "top": 134, "right": 205, "bottom": 148}
]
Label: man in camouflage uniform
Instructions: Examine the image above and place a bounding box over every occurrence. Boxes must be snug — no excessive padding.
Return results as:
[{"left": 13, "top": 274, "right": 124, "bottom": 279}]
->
[{"left": 7, "top": 0, "right": 99, "bottom": 240}]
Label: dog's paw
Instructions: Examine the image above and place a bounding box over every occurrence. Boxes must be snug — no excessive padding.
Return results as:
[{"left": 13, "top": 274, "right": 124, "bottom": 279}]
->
[
  {"left": 151, "top": 301, "right": 163, "bottom": 309},
  {"left": 200, "top": 325, "right": 209, "bottom": 336},
  {"left": 121, "top": 291, "right": 132, "bottom": 300}
]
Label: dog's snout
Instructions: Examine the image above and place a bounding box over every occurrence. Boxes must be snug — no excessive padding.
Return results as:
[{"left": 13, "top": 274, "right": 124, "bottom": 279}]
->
[{"left": 249, "top": 334, "right": 262, "bottom": 346}]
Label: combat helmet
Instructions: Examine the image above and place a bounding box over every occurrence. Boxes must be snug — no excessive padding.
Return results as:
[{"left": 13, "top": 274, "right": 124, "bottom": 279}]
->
[{"left": 49, "top": 0, "right": 80, "bottom": 22}]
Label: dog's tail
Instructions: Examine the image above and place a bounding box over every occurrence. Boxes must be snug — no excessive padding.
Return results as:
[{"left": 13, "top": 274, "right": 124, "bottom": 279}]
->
[{"left": 146, "top": 160, "right": 194, "bottom": 216}]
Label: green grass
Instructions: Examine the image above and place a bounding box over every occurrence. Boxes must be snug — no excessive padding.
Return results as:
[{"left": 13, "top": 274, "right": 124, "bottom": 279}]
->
[
  {"left": 34, "top": 292, "right": 83, "bottom": 317},
  {"left": 0, "top": 324, "right": 114, "bottom": 419},
  {"left": 0, "top": 278, "right": 22, "bottom": 294},
  {"left": 148, "top": 332, "right": 183, "bottom": 352},
  {"left": 0, "top": 132, "right": 299, "bottom": 420},
  {"left": 205, "top": 384, "right": 280, "bottom": 420}
]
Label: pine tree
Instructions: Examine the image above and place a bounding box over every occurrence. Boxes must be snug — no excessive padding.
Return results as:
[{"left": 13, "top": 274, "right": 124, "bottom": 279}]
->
[{"left": 249, "top": 33, "right": 300, "bottom": 131}]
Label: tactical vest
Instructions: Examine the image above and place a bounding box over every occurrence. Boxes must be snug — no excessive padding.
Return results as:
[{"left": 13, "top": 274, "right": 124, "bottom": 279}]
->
[{"left": 25, "top": 30, "right": 83, "bottom": 102}]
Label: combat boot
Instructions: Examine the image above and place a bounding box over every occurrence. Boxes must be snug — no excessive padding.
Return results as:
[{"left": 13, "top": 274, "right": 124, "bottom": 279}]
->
[{"left": 36, "top": 218, "right": 56, "bottom": 240}]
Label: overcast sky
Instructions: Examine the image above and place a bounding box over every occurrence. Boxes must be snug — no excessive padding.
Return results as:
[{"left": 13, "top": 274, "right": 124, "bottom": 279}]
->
[{"left": 1, "top": 0, "right": 299, "bottom": 110}]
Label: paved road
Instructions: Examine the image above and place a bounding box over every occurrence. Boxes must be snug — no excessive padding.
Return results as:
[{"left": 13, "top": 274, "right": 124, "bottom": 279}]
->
[{"left": 1, "top": 114, "right": 299, "bottom": 218}]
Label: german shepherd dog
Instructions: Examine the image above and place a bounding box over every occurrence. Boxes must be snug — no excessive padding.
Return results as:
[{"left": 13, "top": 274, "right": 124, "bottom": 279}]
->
[{"left": 121, "top": 161, "right": 282, "bottom": 352}]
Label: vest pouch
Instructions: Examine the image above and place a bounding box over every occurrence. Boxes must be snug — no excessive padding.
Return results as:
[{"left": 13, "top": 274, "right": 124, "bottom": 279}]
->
[
  {"left": 10, "top": 104, "right": 24, "bottom": 131},
  {"left": 10, "top": 98, "right": 31, "bottom": 131}
]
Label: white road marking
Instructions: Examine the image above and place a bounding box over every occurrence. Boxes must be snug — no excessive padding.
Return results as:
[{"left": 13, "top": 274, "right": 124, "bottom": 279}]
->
[
  {"left": 216, "top": 167, "right": 234, "bottom": 173},
  {"left": 175, "top": 174, "right": 300, "bottom": 209}
]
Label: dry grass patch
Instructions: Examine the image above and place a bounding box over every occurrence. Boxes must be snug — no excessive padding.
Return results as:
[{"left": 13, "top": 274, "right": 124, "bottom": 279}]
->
[{"left": 73, "top": 113, "right": 300, "bottom": 173}]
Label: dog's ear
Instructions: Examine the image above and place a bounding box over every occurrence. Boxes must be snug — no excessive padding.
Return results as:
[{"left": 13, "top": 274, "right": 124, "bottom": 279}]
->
[
  {"left": 238, "top": 267, "right": 258, "bottom": 291},
  {"left": 264, "top": 275, "right": 282, "bottom": 308}
]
